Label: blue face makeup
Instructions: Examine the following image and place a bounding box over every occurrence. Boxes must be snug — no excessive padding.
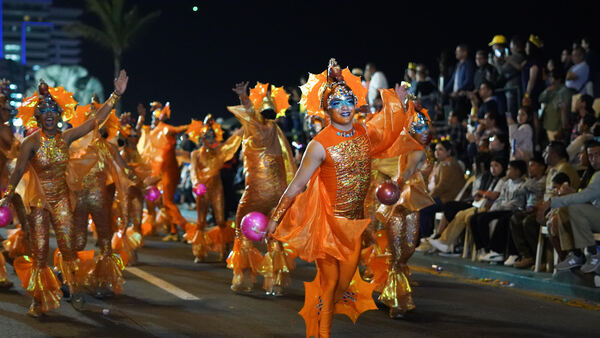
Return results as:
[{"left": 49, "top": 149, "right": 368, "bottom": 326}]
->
[{"left": 328, "top": 96, "right": 355, "bottom": 110}]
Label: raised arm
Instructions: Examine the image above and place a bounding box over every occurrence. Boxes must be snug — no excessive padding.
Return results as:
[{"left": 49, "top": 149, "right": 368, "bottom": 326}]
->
[
  {"left": 64, "top": 70, "right": 129, "bottom": 144},
  {"left": 0, "top": 136, "right": 36, "bottom": 206},
  {"left": 266, "top": 140, "right": 325, "bottom": 234},
  {"left": 136, "top": 103, "right": 146, "bottom": 134}
]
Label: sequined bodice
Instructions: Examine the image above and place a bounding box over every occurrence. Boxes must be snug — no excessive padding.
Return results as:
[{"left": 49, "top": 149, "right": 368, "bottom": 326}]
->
[
  {"left": 31, "top": 131, "right": 69, "bottom": 199},
  {"left": 314, "top": 124, "right": 372, "bottom": 219}
]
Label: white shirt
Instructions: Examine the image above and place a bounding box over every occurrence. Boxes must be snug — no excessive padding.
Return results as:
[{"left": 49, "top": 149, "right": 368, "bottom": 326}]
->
[{"left": 367, "top": 71, "right": 389, "bottom": 106}]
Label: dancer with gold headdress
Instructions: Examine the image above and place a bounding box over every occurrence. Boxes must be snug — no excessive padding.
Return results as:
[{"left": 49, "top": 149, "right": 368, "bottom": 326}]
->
[
  {"left": 67, "top": 95, "right": 136, "bottom": 297},
  {"left": 186, "top": 115, "right": 242, "bottom": 262},
  {"left": 0, "top": 71, "right": 128, "bottom": 317},
  {"left": 142, "top": 102, "right": 190, "bottom": 241},
  {"left": 267, "top": 59, "right": 414, "bottom": 337},
  {"left": 226, "top": 82, "right": 297, "bottom": 293},
  {"left": 364, "top": 99, "right": 435, "bottom": 318}
]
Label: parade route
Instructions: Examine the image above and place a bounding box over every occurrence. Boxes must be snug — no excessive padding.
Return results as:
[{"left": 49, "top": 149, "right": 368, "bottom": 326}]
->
[{"left": 1, "top": 232, "right": 598, "bottom": 338}]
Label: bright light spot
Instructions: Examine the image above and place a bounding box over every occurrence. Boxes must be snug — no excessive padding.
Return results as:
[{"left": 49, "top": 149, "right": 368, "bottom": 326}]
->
[
  {"left": 13, "top": 118, "right": 23, "bottom": 127},
  {"left": 57, "top": 121, "right": 64, "bottom": 129},
  {"left": 32, "top": 64, "right": 41, "bottom": 71},
  {"left": 9, "top": 84, "right": 17, "bottom": 90},
  {"left": 192, "top": 6, "right": 198, "bottom": 11}
]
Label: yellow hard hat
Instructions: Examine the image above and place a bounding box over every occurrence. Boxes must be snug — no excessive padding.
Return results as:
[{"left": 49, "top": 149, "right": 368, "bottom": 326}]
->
[{"left": 488, "top": 35, "right": 507, "bottom": 46}]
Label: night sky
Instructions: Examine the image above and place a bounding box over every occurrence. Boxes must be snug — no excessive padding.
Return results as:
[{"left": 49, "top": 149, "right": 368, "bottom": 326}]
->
[{"left": 58, "top": 0, "right": 599, "bottom": 125}]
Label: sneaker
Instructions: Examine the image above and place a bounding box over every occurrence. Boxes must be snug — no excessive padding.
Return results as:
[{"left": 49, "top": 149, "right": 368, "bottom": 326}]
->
[
  {"left": 429, "top": 239, "right": 450, "bottom": 253},
  {"left": 480, "top": 251, "right": 504, "bottom": 262},
  {"left": 514, "top": 256, "right": 534, "bottom": 269},
  {"left": 581, "top": 253, "right": 600, "bottom": 273},
  {"left": 556, "top": 251, "right": 585, "bottom": 271},
  {"left": 504, "top": 255, "right": 519, "bottom": 266}
]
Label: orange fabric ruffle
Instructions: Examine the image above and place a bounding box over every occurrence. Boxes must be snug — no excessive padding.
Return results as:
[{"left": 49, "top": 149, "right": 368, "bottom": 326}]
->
[
  {"left": 258, "top": 240, "right": 296, "bottom": 291},
  {"left": 226, "top": 237, "right": 263, "bottom": 275},
  {"left": 14, "top": 256, "right": 62, "bottom": 312},
  {"left": 362, "top": 230, "right": 391, "bottom": 292},
  {"left": 273, "top": 169, "right": 370, "bottom": 262},
  {"left": 111, "top": 227, "right": 142, "bottom": 266},
  {"left": 90, "top": 253, "right": 125, "bottom": 294},
  {"left": 2, "top": 226, "right": 27, "bottom": 259},
  {"left": 0, "top": 252, "right": 8, "bottom": 282},
  {"left": 191, "top": 228, "right": 212, "bottom": 260},
  {"left": 207, "top": 222, "right": 236, "bottom": 252},
  {"left": 378, "top": 267, "right": 415, "bottom": 313}
]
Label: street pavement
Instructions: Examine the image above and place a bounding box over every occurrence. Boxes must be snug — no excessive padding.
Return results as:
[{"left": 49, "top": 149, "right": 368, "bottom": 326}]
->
[{"left": 1, "top": 233, "right": 599, "bottom": 338}]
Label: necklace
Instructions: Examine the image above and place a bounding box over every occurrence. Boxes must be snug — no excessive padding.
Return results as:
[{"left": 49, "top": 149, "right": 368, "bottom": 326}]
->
[{"left": 334, "top": 126, "right": 355, "bottom": 138}]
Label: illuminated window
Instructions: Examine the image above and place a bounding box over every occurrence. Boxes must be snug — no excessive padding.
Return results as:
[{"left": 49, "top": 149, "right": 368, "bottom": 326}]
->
[
  {"left": 4, "top": 44, "right": 21, "bottom": 52},
  {"left": 4, "top": 54, "right": 21, "bottom": 62}
]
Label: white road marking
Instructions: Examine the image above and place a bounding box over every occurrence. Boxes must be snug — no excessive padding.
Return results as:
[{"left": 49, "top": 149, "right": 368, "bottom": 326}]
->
[{"left": 127, "top": 267, "right": 200, "bottom": 301}]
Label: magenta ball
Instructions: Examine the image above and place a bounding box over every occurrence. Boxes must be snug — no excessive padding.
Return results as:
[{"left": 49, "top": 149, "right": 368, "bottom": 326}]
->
[
  {"left": 376, "top": 181, "right": 400, "bottom": 205},
  {"left": 145, "top": 186, "right": 161, "bottom": 202},
  {"left": 193, "top": 183, "right": 207, "bottom": 196},
  {"left": 0, "top": 206, "right": 12, "bottom": 228},
  {"left": 240, "top": 211, "right": 268, "bottom": 242}
]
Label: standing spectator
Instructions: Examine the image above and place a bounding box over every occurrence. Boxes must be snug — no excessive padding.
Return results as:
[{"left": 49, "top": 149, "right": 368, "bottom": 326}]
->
[
  {"left": 560, "top": 49, "right": 573, "bottom": 72},
  {"left": 444, "top": 44, "right": 476, "bottom": 120},
  {"left": 414, "top": 68, "right": 439, "bottom": 117},
  {"left": 543, "top": 141, "right": 600, "bottom": 273},
  {"left": 364, "top": 62, "right": 389, "bottom": 108},
  {"left": 404, "top": 62, "right": 417, "bottom": 84},
  {"left": 492, "top": 36, "right": 526, "bottom": 118},
  {"left": 581, "top": 37, "right": 598, "bottom": 95},
  {"left": 539, "top": 69, "right": 571, "bottom": 141},
  {"left": 522, "top": 35, "right": 545, "bottom": 113},
  {"left": 508, "top": 107, "right": 534, "bottom": 161},
  {"left": 474, "top": 50, "right": 499, "bottom": 90},
  {"left": 510, "top": 156, "right": 547, "bottom": 269},
  {"left": 566, "top": 46, "right": 590, "bottom": 94}
]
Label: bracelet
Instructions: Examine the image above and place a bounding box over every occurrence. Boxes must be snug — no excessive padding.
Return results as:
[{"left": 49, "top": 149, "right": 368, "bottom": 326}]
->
[
  {"left": 4, "top": 184, "right": 15, "bottom": 197},
  {"left": 108, "top": 91, "right": 121, "bottom": 106},
  {"left": 270, "top": 195, "right": 295, "bottom": 223}
]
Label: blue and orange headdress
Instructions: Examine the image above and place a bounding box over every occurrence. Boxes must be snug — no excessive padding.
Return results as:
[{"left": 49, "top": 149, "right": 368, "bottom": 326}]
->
[
  {"left": 151, "top": 101, "right": 171, "bottom": 121},
  {"left": 186, "top": 114, "right": 223, "bottom": 144},
  {"left": 17, "top": 79, "right": 77, "bottom": 129},
  {"left": 299, "top": 58, "right": 367, "bottom": 120}
]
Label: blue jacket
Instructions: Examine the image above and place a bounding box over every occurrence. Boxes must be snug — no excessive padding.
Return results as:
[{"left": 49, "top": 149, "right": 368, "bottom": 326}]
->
[{"left": 444, "top": 59, "right": 476, "bottom": 94}]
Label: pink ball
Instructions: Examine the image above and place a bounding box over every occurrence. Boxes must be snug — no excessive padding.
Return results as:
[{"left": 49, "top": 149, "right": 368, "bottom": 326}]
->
[
  {"left": 193, "top": 183, "right": 207, "bottom": 196},
  {"left": 0, "top": 206, "right": 12, "bottom": 228},
  {"left": 145, "top": 186, "right": 161, "bottom": 202},
  {"left": 240, "top": 211, "right": 268, "bottom": 242}
]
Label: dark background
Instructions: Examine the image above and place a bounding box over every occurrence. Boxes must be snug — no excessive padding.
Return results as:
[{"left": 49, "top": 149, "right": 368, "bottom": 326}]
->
[{"left": 57, "top": 0, "right": 599, "bottom": 124}]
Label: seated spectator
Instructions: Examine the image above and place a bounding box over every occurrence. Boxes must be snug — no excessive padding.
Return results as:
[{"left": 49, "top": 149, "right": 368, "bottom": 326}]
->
[
  {"left": 539, "top": 69, "right": 571, "bottom": 141},
  {"left": 470, "top": 160, "right": 527, "bottom": 263},
  {"left": 428, "top": 157, "right": 506, "bottom": 253},
  {"left": 544, "top": 141, "right": 600, "bottom": 273},
  {"left": 418, "top": 141, "right": 466, "bottom": 240},
  {"left": 579, "top": 139, "right": 600, "bottom": 190},
  {"left": 570, "top": 94, "right": 596, "bottom": 140},
  {"left": 567, "top": 114, "right": 595, "bottom": 168},
  {"left": 472, "top": 80, "right": 503, "bottom": 120},
  {"left": 444, "top": 44, "right": 476, "bottom": 120},
  {"left": 414, "top": 68, "right": 439, "bottom": 117},
  {"left": 488, "top": 132, "right": 510, "bottom": 162},
  {"left": 538, "top": 142, "right": 581, "bottom": 261},
  {"left": 565, "top": 46, "right": 591, "bottom": 94},
  {"left": 436, "top": 111, "right": 467, "bottom": 164},
  {"left": 474, "top": 50, "right": 499, "bottom": 89},
  {"left": 508, "top": 107, "right": 534, "bottom": 161},
  {"left": 510, "top": 155, "right": 547, "bottom": 269}
]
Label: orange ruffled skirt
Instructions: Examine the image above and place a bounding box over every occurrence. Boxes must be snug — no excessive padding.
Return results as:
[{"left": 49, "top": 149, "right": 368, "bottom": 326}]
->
[
  {"left": 112, "top": 227, "right": 143, "bottom": 266},
  {"left": 273, "top": 172, "right": 370, "bottom": 262},
  {"left": 226, "top": 236, "right": 263, "bottom": 284},
  {"left": 14, "top": 256, "right": 62, "bottom": 312}
]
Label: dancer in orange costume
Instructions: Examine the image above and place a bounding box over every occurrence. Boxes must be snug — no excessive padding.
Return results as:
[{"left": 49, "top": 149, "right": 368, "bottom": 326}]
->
[
  {"left": 142, "top": 102, "right": 189, "bottom": 241},
  {"left": 268, "top": 59, "right": 413, "bottom": 337},
  {"left": 68, "top": 96, "right": 136, "bottom": 297},
  {"left": 0, "top": 71, "right": 128, "bottom": 317},
  {"left": 227, "top": 82, "right": 296, "bottom": 293},
  {"left": 367, "top": 102, "right": 435, "bottom": 318},
  {"left": 114, "top": 106, "right": 153, "bottom": 264},
  {"left": 187, "top": 115, "right": 241, "bottom": 262}
]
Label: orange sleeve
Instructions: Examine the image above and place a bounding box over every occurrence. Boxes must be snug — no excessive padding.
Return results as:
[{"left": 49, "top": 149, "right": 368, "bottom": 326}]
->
[{"left": 366, "top": 89, "right": 414, "bottom": 158}]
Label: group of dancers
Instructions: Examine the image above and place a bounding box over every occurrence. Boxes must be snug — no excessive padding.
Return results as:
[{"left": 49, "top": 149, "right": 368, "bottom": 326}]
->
[{"left": 1, "top": 58, "right": 436, "bottom": 337}]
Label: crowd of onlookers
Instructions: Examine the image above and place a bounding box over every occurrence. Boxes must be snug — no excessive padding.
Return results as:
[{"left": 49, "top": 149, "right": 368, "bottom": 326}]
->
[{"left": 383, "top": 34, "right": 600, "bottom": 276}]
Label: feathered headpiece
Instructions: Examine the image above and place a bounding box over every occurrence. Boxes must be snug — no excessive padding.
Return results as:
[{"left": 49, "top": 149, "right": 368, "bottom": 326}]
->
[
  {"left": 17, "top": 79, "right": 77, "bottom": 129},
  {"left": 71, "top": 95, "right": 119, "bottom": 140},
  {"left": 186, "top": 114, "right": 223, "bottom": 144},
  {"left": 248, "top": 83, "right": 290, "bottom": 118},
  {"left": 299, "top": 58, "right": 367, "bottom": 117},
  {"left": 152, "top": 101, "right": 171, "bottom": 120}
]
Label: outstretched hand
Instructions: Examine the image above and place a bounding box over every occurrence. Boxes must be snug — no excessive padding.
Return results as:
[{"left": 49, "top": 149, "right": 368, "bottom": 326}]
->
[
  {"left": 232, "top": 81, "right": 249, "bottom": 96},
  {"left": 114, "top": 69, "right": 129, "bottom": 96}
]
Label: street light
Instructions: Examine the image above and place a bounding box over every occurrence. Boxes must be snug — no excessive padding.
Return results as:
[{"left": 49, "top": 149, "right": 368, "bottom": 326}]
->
[{"left": 192, "top": 6, "right": 198, "bottom": 12}]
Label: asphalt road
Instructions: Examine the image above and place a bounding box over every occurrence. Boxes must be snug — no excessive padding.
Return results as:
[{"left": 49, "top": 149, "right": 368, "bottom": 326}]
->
[{"left": 1, "top": 234, "right": 598, "bottom": 338}]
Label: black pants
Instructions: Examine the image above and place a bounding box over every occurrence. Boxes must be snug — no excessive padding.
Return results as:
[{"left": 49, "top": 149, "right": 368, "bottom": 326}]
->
[
  {"left": 470, "top": 210, "right": 515, "bottom": 254},
  {"left": 419, "top": 197, "right": 442, "bottom": 239},
  {"left": 509, "top": 211, "right": 539, "bottom": 258},
  {"left": 442, "top": 201, "right": 472, "bottom": 222}
]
